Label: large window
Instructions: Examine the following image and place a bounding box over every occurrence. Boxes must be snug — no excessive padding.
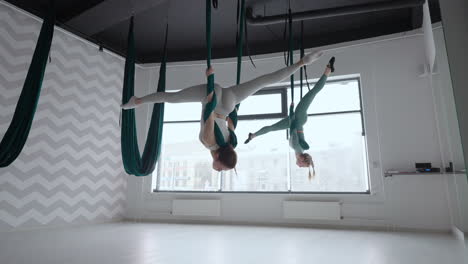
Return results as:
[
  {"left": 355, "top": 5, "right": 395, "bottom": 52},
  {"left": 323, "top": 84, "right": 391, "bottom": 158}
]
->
[{"left": 152, "top": 77, "right": 369, "bottom": 193}]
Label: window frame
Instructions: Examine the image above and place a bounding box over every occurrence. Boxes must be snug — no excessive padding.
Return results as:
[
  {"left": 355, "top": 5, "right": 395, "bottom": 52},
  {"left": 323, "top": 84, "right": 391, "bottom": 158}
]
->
[{"left": 153, "top": 77, "right": 369, "bottom": 194}]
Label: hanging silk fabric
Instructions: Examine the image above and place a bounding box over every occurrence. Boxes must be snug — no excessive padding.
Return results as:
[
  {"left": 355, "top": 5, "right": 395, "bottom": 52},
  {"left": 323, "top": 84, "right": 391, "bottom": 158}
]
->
[
  {"left": 203, "top": 0, "right": 223, "bottom": 146},
  {"left": 204, "top": 0, "right": 245, "bottom": 148},
  {"left": 286, "top": 8, "right": 297, "bottom": 135},
  {"left": 299, "top": 21, "right": 310, "bottom": 97},
  {"left": 227, "top": 0, "right": 246, "bottom": 130},
  {"left": 121, "top": 18, "right": 168, "bottom": 176},
  {"left": 300, "top": 21, "right": 304, "bottom": 99},
  {"left": 0, "top": 7, "right": 55, "bottom": 167}
]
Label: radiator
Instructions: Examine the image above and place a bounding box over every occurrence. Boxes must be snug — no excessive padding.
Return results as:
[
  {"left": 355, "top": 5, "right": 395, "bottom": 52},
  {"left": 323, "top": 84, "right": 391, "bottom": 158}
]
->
[
  {"left": 172, "top": 199, "right": 221, "bottom": 217},
  {"left": 283, "top": 201, "right": 342, "bottom": 220}
]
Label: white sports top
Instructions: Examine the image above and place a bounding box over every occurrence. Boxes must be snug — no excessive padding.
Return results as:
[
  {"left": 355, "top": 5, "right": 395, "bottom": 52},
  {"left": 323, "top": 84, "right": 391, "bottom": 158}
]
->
[{"left": 199, "top": 84, "right": 230, "bottom": 150}]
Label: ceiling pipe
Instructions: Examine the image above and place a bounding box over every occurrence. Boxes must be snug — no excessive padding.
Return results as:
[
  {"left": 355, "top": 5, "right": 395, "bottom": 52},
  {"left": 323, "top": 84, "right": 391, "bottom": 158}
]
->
[{"left": 246, "top": 0, "right": 425, "bottom": 26}]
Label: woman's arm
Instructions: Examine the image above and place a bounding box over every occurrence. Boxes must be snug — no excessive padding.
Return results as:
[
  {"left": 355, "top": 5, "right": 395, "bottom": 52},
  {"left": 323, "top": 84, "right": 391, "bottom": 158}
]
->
[
  {"left": 227, "top": 117, "right": 235, "bottom": 131},
  {"left": 296, "top": 129, "right": 310, "bottom": 150},
  {"left": 201, "top": 91, "right": 217, "bottom": 146}
]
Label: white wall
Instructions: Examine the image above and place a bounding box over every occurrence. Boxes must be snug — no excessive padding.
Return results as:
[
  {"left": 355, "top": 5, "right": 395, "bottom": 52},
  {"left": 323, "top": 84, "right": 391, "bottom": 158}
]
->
[
  {"left": 431, "top": 29, "right": 464, "bottom": 170},
  {"left": 0, "top": 1, "right": 127, "bottom": 231},
  {"left": 439, "top": 0, "right": 468, "bottom": 173},
  {"left": 124, "top": 66, "right": 153, "bottom": 218},
  {"left": 126, "top": 26, "right": 461, "bottom": 231},
  {"left": 438, "top": 0, "right": 468, "bottom": 233},
  {"left": 446, "top": 173, "right": 468, "bottom": 232}
]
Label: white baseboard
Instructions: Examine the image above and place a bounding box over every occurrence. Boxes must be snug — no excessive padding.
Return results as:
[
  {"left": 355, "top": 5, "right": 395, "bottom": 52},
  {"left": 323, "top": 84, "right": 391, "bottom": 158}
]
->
[{"left": 0, "top": 217, "right": 124, "bottom": 233}]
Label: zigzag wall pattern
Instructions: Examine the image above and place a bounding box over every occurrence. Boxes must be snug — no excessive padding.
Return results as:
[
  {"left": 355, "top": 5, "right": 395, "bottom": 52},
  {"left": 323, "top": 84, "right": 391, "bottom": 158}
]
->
[{"left": 0, "top": 2, "right": 127, "bottom": 231}]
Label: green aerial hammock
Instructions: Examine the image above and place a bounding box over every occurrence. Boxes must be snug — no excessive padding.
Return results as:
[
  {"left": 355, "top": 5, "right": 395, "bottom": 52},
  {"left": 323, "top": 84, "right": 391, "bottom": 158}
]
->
[
  {"left": 120, "top": 18, "right": 168, "bottom": 176},
  {"left": 0, "top": 7, "right": 55, "bottom": 167},
  {"left": 204, "top": 0, "right": 246, "bottom": 148},
  {"left": 228, "top": 0, "right": 246, "bottom": 130},
  {"left": 286, "top": 10, "right": 311, "bottom": 151},
  {"left": 299, "top": 21, "right": 311, "bottom": 96},
  {"left": 121, "top": 1, "right": 245, "bottom": 175},
  {"left": 286, "top": 7, "right": 296, "bottom": 135}
]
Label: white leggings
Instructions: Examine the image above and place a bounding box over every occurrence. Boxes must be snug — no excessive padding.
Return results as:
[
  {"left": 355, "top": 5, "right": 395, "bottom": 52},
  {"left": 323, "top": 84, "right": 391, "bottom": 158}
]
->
[{"left": 138, "top": 61, "right": 303, "bottom": 116}]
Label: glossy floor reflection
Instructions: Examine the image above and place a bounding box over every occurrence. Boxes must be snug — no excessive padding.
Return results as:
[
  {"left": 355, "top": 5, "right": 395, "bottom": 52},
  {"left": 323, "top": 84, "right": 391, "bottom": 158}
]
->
[{"left": 1, "top": 222, "right": 467, "bottom": 264}]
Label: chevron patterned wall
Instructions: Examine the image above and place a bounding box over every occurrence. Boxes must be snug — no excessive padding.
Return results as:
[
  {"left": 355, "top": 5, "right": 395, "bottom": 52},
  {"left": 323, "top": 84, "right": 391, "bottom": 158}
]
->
[{"left": 0, "top": 2, "right": 127, "bottom": 231}]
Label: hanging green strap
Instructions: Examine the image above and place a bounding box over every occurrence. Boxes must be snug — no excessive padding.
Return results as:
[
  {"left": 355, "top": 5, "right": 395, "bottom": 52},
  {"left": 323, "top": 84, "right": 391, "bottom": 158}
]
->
[
  {"left": 287, "top": 8, "right": 299, "bottom": 134},
  {"left": 204, "top": 0, "right": 222, "bottom": 145},
  {"left": 0, "top": 7, "right": 55, "bottom": 167},
  {"left": 121, "top": 18, "right": 168, "bottom": 176},
  {"left": 204, "top": 0, "right": 239, "bottom": 148},
  {"left": 288, "top": 8, "right": 294, "bottom": 102},
  {"left": 300, "top": 21, "right": 311, "bottom": 92},
  {"left": 227, "top": 0, "right": 245, "bottom": 130},
  {"left": 204, "top": 0, "right": 216, "bottom": 121},
  {"left": 300, "top": 21, "right": 304, "bottom": 99},
  {"left": 224, "top": 0, "right": 246, "bottom": 149}
]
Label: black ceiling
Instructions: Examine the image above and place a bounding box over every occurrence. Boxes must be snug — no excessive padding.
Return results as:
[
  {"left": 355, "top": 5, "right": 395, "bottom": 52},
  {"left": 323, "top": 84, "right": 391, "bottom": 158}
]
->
[{"left": 5, "top": 0, "right": 442, "bottom": 63}]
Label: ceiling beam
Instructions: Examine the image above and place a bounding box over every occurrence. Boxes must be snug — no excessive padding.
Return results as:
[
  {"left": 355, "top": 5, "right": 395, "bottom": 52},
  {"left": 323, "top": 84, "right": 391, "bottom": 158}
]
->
[
  {"left": 66, "top": 0, "right": 167, "bottom": 36},
  {"left": 411, "top": 6, "right": 424, "bottom": 29}
]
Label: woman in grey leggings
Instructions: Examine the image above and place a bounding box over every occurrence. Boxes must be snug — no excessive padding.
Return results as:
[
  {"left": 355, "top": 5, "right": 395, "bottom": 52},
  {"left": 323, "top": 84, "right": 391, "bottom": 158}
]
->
[
  {"left": 245, "top": 57, "right": 335, "bottom": 179},
  {"left": 121, "top": 51, "right": 324, "bottom": 171}
]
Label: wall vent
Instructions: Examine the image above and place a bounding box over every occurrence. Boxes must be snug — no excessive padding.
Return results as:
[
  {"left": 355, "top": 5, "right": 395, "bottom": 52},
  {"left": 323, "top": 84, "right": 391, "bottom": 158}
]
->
[
  {"left": 283, "top": 201, "right": 341, "bottom": 220},
  {"left": 172, "top": 199, "right": 221, "bottom": 217}
]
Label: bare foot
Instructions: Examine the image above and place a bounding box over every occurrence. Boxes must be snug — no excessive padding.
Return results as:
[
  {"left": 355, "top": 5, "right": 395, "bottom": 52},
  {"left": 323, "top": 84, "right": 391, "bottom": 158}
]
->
[
  {"left": 206, "top": 67, "right": 214, "bottom": 77},
  {"left": 121, "top": 96, "right": 141, "bottom": 110},
  {"left": 301, "top": 50, "right": 324, "bottom": 65}
]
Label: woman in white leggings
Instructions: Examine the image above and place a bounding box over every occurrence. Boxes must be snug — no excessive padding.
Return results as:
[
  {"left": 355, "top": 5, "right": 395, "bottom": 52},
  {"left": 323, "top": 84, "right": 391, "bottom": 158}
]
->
[{"left": 121, "top": 51, "right": 323, "bottom": 171}]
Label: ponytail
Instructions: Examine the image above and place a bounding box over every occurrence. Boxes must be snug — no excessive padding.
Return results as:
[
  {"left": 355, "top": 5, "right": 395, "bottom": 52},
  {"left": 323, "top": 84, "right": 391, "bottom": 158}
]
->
[
  {"left": 298, "top": 153, "right": 315, "bottom": 180},
  {"left": 308, "top": 158, "right": 316, "bottom": 181},
  {"left": 309, "top": 167, "right": 316, "bottom": 180}
]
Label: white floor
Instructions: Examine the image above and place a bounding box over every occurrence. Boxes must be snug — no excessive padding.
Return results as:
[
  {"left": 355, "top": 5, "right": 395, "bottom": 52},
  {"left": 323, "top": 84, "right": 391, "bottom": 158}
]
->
[{"left": 1, "top": 222, "right": 467, "bottom": 264}]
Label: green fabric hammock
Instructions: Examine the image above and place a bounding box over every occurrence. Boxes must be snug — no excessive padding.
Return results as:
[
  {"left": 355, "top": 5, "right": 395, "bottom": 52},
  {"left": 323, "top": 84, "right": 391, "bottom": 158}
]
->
[
  {"left": 120, "top": 18, "right": 168, "bottom": 176},
  {"left": 287, "top": 8, "right": 296, "bottom": 132},
  {"left": 203, "top": 0, "right": 222, "bottom": 145},
  {"left": 227, "top": 0, "right": 246, "bottom": 129},
  {"left": 204, "top": 0, "right": 245, "bottom": 149},
  {"left": 0, "top": 8, "right": 55, "bottom": 167}
]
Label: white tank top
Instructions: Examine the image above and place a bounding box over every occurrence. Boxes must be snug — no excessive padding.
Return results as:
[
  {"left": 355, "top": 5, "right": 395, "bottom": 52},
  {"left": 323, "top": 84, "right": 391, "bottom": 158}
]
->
[{"left": 199, "top": 85, "right": 230, "bottom": 150}]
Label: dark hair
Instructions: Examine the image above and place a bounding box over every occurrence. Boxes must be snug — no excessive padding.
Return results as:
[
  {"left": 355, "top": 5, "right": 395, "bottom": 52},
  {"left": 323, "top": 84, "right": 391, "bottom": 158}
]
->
[{"left": 216, "top": 144, "right": 237, "bottom": 169}]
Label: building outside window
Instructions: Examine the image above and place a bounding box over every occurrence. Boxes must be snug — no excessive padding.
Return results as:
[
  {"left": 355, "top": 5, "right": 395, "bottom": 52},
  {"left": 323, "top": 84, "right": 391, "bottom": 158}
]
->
[{"left": 152, "top": 76, "right": 369, "bottom": 193}]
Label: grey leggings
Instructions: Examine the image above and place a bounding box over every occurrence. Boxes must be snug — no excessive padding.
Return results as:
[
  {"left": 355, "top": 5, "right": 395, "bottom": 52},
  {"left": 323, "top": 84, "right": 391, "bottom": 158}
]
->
[
  {"left": 138, "top": 62, "right": 304, "bottom": 116},
  {"left": 254, "top": 74, "right": 328, "bottom": 137}
]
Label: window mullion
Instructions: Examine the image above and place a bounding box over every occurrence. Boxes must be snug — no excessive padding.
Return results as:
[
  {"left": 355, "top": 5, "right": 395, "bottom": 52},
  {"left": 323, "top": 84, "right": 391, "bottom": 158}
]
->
[
  {"left": 287, "top": 151, "right": 292, "bottom": 192},
  {"left": 219, "top": 171, "right": 224, "bottom": 191}
]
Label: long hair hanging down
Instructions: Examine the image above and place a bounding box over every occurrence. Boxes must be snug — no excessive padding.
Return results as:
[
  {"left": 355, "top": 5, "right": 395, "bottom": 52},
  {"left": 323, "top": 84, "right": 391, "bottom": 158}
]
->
[
  {"left": 308, "top": 157, "right": 315, "bottom": 181},
  {"left": 216, "top": 144, "right": 237, "bottom": 169}
]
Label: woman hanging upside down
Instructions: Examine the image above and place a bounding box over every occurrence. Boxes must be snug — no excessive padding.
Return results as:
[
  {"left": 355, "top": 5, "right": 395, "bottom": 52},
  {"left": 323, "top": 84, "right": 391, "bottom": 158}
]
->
[
  {"left": 244, "top": 57, "right": 335, "bottom": 179},
  {"left": 121, "top": 51, "right": 324, "bottom": 171}
]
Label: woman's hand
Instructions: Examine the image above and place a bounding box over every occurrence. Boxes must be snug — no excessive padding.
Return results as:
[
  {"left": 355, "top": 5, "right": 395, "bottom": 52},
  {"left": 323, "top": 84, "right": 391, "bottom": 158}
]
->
[
  {"left": 227, "top": 117, "right": 235, "bottom": 131},
  {"left": 206, "top": 67, "right": 214, "bottom": 77}
]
